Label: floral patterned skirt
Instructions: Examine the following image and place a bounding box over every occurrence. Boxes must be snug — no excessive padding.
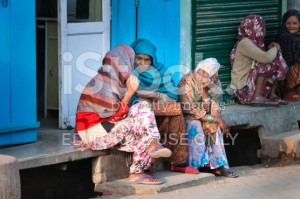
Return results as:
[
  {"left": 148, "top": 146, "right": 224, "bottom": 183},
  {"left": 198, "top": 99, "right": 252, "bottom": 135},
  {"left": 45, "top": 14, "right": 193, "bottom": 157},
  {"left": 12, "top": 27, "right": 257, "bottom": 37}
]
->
[
  {"left": 84, "top": 101, "right": 161, "bottom": 174},
  {"left": 235, "top": 52, "right": 288, "bottom": 104},
  {"left": 186, "top": 120, "right": 229, "bottom": 170}
]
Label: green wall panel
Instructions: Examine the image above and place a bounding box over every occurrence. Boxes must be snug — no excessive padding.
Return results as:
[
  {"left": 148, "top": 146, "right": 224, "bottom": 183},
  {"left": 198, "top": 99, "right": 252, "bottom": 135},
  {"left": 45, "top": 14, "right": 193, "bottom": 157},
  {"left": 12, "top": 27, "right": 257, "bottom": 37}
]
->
[{"left": 192, "top": 0, "right": 282, "bottom": 102}]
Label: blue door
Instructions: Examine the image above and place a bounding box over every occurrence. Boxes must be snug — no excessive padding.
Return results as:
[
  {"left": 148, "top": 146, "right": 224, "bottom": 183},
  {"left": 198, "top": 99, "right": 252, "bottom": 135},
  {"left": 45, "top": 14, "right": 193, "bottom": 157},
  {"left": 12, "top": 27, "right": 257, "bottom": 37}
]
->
[
  {"left": 0, "top": 0, "right": 39, "bottom": 146},
  {"left": 0, "top": 0, "right": 11, "bottom": 137},
  {"left": 111, "top": 0, "right": 180, "bottom": 76},
  {"left": 137, "top": 0, "right": 180, "bottom": 70}
]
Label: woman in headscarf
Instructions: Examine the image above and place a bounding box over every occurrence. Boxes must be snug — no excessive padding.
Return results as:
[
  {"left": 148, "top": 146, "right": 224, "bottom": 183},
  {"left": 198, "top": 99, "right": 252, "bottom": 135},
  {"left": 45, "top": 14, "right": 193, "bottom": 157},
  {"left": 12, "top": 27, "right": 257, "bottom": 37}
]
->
[
  {"left": 276, "top": 9, "right": 300, "bottom": 101},
  {"left": 130, "top": 39, "right": 198, "bottom": 174},
  {"left": 230, "top": 15, "right": 288, "bottom": 106},
  {"left": 178, "top": 58, "right": 238, "bottom": 178},
  {"left": 75, "top": 44, "right": 172, "bottom": 185}
]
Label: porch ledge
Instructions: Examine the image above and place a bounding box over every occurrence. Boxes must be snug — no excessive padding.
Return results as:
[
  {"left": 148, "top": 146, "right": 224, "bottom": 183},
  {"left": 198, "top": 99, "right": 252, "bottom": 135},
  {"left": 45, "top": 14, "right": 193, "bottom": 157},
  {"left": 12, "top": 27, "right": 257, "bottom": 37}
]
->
[
  {"left": 0, "top": 102, "right": 299, "bottom": 170},
  {"left": 0, "top": 129, "right": 107, "bottom": 170},
  {"left": 221, "top": 102, "right": 300, "bottom": 136}
]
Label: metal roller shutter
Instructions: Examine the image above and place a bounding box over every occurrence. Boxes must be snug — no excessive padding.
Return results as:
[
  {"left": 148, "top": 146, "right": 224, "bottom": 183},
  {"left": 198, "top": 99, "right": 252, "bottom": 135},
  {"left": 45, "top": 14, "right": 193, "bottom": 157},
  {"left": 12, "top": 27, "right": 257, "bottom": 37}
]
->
[{"left": 192, "top": 0, "right": 282, "bottom": 102}]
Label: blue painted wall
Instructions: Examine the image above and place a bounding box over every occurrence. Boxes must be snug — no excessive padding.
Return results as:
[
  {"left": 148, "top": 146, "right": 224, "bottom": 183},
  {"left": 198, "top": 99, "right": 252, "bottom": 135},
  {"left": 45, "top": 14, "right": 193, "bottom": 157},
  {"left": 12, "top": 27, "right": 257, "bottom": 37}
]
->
[
  {"left": 0, "top": 0, "right": 11, "bottom": 130},
  {"left": 111, "top": 0, "right": 137, "bottom": 47},
  {"left": 0, "top": 0, "right": 39, "bottom": 146},
  {"left": 111, "top": 0, "right": 180, "bottom": 84}
]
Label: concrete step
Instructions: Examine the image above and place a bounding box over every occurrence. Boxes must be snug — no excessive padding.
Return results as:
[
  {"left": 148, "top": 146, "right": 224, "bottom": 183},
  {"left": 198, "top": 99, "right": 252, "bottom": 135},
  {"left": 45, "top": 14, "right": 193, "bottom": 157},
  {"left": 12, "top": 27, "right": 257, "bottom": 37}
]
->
[
  {"left": 95, "top": 171, "right": 215, "bottom": 196},
  {"left": 0, "top": 130, "right": 107, "bottom": 170},
  {"left": 261, "top": 130, "right": 300, "bottom": 159}
]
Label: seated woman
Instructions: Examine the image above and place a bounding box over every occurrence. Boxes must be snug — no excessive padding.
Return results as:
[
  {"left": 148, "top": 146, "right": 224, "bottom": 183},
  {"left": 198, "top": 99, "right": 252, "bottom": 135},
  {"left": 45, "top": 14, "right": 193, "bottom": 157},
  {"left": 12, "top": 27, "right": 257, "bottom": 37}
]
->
[
  {"left": 130, "top": 38, "right": 198, "bottom": 174},
  {"left": 178, "top": 58, "right": 238, "bottom": 178},
  {"left": 230, "top": 15, "right": 288, "bottom": 106},
  {"left": 276, "top": 9, "right": 300, "bottom": 101},
  {"left": 75, "top": 44, "right": 172, "bottom": 185}
]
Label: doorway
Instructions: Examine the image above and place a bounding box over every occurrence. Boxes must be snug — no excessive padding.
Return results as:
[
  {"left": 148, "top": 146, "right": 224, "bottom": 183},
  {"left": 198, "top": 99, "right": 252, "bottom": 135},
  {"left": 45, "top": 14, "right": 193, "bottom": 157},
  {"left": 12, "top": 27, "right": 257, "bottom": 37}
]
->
[
  {"left": 36, "top": 0, "right": 59, "bottom": 128},
  {"left": 35, "top": 0, "right": 111, "bottom": 129}
]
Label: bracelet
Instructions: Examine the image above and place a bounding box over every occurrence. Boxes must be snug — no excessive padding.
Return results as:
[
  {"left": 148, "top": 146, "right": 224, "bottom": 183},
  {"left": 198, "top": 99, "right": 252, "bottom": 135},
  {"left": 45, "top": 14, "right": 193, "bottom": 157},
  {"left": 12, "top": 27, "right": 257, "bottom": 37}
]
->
[
  {"left": 202, "top": 97, "right": 211, "bottom": 103},
  {"left": 207, "top": 115, "right": 214, "bottom": 123},
  {"left": 155, "top": 92, "right": 160, "bottom": 101}
]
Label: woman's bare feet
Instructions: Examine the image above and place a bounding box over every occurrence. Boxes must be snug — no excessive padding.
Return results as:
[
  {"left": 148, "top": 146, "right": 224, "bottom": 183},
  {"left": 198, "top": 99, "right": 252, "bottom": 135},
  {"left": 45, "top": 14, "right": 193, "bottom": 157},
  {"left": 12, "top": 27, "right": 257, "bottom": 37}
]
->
[
  {"left": 250, "top": 96, "right": 279, "bottom": 107},
  {"left": 128, "top": 173, "right": 163, "bottom": 185},
  {"left": 268, "top": 93, "right": 288, "bottom": 105},
  {"left": 146, "top": 140, "right": 172, "bottom": 158}
]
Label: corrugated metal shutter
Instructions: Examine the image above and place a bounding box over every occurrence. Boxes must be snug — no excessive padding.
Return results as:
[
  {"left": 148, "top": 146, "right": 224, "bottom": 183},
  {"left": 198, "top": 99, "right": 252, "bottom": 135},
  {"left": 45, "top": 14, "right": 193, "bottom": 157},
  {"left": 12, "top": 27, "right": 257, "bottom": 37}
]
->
[{"left": 192, "top": 0, "right": 282, "bottom": 102}]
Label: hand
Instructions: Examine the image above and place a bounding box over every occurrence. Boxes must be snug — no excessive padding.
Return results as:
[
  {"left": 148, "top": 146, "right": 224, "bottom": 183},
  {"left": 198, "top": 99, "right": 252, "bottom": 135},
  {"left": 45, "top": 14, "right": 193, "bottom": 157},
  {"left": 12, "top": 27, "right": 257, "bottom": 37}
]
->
[
  {"left": 126, "top": 75, "right": 140, "bottom": 95},
  {"left": 215, "top": 117, "right": 230, "bottom": 137},
  {"left": 111, "top": 113, "right": 127, "bottom": 122},
  {"left": 268, "top": 42, "right": 280, "bottom": 51},
  {"left": 201, "top": 79, "right": 211, "bottom": 90}
]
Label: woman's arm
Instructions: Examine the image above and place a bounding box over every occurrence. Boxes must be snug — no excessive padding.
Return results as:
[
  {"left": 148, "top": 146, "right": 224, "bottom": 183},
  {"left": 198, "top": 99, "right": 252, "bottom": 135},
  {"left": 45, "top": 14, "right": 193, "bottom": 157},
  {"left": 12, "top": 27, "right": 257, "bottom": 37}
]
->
[
  {"left": 121, "top": 75, "right": 140, "bottom": 104},
  {"left": 136, "top": 90, "right": 160, "bottom": 101},
  {"left": 178, "top": 78, "right": 207, "bottom": 120},
  {"left": 239, "top": 38, "right": 278, "bottom": 64},
  {"left": 109, "top": 75, "right": 139, "bottom": 122}
]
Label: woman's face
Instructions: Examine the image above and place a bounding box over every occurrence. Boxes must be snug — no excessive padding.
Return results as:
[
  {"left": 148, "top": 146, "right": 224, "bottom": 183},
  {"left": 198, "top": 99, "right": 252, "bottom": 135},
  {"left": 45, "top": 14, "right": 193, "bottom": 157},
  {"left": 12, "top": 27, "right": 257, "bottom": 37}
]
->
[
  {"left": 285, "top": 15, "right": 300, "bottom": 34},
  {"left": 134, "top": 54, "right": 152, "bottom": 72},
  {"left": 196, "top": 69, "right": 211, "bottom": 86}
]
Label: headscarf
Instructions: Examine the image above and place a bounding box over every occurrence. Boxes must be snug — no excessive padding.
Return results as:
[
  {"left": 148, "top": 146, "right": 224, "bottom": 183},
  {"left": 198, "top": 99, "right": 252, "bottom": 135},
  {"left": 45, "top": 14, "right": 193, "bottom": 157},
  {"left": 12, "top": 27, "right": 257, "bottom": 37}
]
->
[
  {"left": 230, "top": 15, "right": 266, "bottom": 66},
  {"left": 195, "top": 58, "right": 223, "bottom": 102},
  {"left": 77, "top": 44, "right": 135, "bottom": 118},
  {"left": 130, "top": 38, "right": 178, "bottom": 100},
  {"left": 195, "top": 58, "right": 220, "bottom": 77},
  {"left": 276, "top": 9, "right": 300, "bottom": 67}
]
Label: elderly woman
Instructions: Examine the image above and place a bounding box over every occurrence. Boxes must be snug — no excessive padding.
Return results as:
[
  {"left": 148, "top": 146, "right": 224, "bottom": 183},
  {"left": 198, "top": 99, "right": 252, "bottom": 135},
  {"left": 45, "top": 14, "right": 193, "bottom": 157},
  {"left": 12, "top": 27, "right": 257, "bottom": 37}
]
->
[
  {"left": 276, "top": 9, "right": 300, "bottom": 101},
  {"left": 75, "top": 44, "right": 172, "bottom": 185},
  {"left": 178, "top": 58, "right": 238, "bottom": 178},
  {"left": 130, "top": 38, "right": 198, "bottom": 174},
  {"left": 230, "top": 15, "right": 288, "bottom": 106}
]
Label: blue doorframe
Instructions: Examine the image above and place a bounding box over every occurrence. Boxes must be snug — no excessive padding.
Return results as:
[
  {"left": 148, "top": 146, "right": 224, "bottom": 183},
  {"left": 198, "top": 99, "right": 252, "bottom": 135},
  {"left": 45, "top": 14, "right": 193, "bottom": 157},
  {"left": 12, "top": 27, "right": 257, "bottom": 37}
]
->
[
  {"left": 0, "top": 0, "right": 11, "bottom": 130},
  {"left": 111, "top": 0, "right": 180, "bottom": 83},
  {"left": 0, "top": 0, "right": 39, "bottom": 146}
]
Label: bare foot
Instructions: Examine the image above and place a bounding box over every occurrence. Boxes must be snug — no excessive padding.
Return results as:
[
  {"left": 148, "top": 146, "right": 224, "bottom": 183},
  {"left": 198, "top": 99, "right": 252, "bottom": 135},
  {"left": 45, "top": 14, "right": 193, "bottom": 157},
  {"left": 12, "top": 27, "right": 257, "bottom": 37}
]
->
[{"left": 128, "top": 173, "right": 162, "bottom": 184}]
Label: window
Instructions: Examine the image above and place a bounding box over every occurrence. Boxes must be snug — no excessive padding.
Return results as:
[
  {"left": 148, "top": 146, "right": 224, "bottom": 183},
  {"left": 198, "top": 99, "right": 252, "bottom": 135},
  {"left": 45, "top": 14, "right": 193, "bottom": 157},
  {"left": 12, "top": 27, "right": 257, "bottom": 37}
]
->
[{"left": 67, "top": 0, "right": 102, "bottom": 23}]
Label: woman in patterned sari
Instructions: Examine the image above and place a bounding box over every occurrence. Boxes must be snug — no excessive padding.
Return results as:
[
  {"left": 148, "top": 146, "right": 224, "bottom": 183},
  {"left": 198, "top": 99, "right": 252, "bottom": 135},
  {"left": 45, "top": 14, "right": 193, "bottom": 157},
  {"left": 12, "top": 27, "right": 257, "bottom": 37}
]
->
[
  {"left": 75, "top": 44, "right": 172, "bottom": 184},
  {"left": 230, "top": 15, "right": 288, "bottom": 106},
  {"left": 277, "top": 9, "right": 300, "bottom": 101},
  {"left": 130, "top": 38, "right": 198, "bottom": 173},
  {"left": 178, "top": 58, "right": 238, "bottom": 178}
]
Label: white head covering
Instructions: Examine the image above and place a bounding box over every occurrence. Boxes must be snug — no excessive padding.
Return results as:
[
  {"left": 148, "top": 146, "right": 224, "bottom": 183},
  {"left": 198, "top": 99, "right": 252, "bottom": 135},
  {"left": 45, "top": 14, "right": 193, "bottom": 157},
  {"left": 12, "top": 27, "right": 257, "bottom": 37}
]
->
[{"left": 195, "top": 58, "right": 221, "bottom": 77}]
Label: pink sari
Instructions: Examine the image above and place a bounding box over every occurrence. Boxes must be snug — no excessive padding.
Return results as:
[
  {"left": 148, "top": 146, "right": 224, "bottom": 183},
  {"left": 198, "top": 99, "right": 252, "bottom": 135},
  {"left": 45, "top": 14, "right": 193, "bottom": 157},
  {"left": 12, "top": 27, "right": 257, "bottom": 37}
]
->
[{"left": 230, "top": 15, "right": 288, "bottom": 104}]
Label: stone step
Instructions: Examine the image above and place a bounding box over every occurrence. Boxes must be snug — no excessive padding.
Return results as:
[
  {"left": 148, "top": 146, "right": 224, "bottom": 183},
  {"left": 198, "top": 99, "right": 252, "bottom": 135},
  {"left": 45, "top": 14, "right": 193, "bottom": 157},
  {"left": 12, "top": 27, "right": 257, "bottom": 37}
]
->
[
  {"left": 94, "top": 171, "right": 215, "bottom": 197},
  {"left": 0, "top": 130, "right": 107, "bottom": 170},
  {"left": 261, "top": 130, "right": 300, "bottom": 159}
]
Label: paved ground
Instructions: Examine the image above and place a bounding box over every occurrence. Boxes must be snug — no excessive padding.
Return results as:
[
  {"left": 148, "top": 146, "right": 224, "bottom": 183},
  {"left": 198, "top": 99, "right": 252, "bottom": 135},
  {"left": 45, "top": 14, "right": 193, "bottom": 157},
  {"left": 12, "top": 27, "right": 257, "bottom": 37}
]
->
[{"left": 100, "top": 160, "right": 300, "bottom": 199}]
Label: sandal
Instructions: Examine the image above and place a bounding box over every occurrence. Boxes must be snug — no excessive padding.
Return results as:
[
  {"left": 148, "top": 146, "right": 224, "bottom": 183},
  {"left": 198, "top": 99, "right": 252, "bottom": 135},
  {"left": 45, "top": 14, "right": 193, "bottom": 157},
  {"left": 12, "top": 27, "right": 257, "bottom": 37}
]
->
[
  {"left": 170, "top": 165, "right": 199, "bottom": 174},
  {"left": 148, "top": 145, "right": 172, "bottom": 158},
  {"left": 269, "top": 95, "right": 288, "bottom": 105},
  {"left": 214, "top": 167, "right": 239, "bottom": 178},
  {"left": 129, "top": 174, "right": 163, "bottom": 185},
  {"left": 250, "top": 96, "right": 279, "bottom": 107}
]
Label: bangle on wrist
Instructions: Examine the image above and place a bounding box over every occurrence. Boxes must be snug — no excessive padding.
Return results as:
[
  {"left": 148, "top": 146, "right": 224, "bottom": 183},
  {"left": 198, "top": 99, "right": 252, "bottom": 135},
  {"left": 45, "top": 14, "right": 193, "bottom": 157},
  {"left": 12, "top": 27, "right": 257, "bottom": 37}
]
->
[
  {"left": 207, "top": 115, "right": 214, "bottom": 123},
  {"left": 155, "top": 92, "right": 160, "bottom": 101},
  {"left": 202, "top": 97, "right": 211, "bottom": 103}
]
